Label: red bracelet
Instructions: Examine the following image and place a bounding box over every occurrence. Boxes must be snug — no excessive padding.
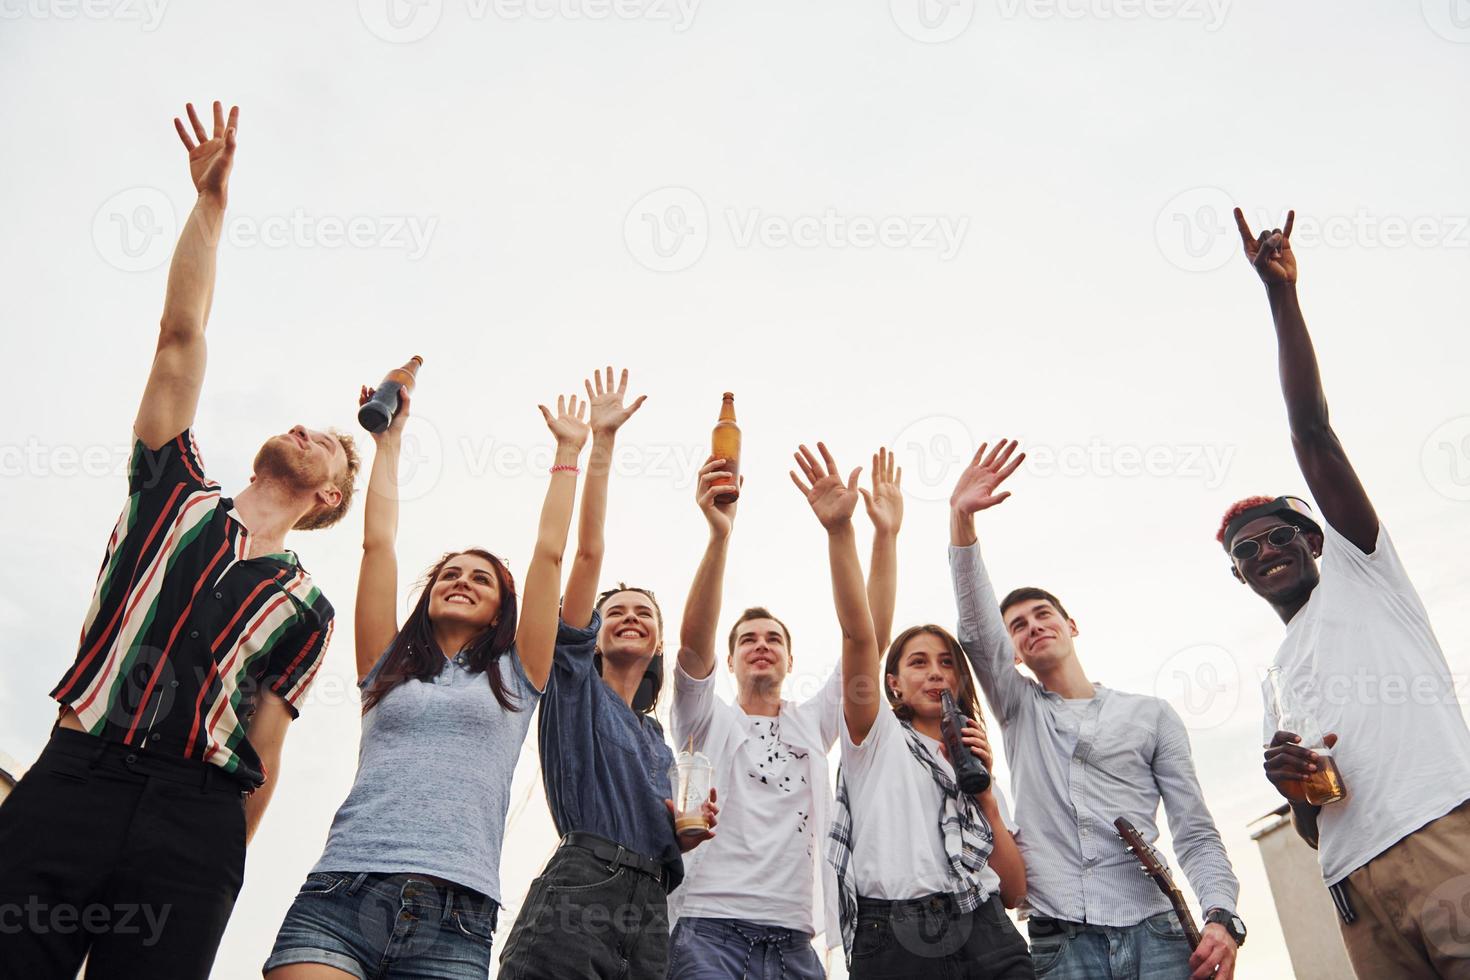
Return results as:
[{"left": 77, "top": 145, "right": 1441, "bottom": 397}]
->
[{"left": 550, "top": 464, "right": 580, "bottom": 475}]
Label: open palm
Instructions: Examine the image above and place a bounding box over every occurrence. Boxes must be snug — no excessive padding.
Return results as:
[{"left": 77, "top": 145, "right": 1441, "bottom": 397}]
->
[
  {"left": 539, "top": 392, "right": 590, "bottom": 450},
  {"left": 585, "top": 366, "right": 647, "bottom": 436},
  {"left": 790, "top": 442, "right": 861, "bottom": 531},
  {"left": 950, "top": 440, "right": 1024, "bottom": 515},
  {"left": 861, "top": 446, "right": 904, "bottom": 536},
  {"left": 173, "top": 101, "right": 239, "bottom": 205}
]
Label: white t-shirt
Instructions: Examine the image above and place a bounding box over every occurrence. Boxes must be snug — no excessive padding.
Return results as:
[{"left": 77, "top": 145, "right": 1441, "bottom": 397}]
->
[
  {"left": 841, "top": 703, "right": 1011, "bottom": 901},
  {"left": 670, "top": 662, "right": 843, "bottom": 939},
  {"left": 1263, "top": 522, "right": 1470, "bottom": 885}
]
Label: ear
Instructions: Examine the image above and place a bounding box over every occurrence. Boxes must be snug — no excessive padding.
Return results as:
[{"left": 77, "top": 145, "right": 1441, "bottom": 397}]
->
[
  {"left": 319, "top": 484, "right": 343, "bottom": 509},
  {"left": 727, "top": 652, "right": 736, "bottom": 672},
  {"left": 1231, "top": 564, "right": 1246, "bottom": 584},
  {"left": 1013, "top": 651, "right": 1023, "bottom": 666},
  {"left": 1305, "top": 531, "right": 1324, "bottom": 559},
  {"left": 1067, "top": 618, "right": 1079, "bottom": 638}
]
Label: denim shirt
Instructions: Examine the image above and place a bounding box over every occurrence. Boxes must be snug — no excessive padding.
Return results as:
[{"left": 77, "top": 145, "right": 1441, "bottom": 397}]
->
[{"left": 538, "top": 613, "right": 683, "bottom": 889}]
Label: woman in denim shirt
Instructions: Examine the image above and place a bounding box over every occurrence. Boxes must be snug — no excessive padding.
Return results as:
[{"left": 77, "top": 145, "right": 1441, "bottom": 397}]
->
[{"left": 264, "top": 378, "right": 591, "bottom": 980}]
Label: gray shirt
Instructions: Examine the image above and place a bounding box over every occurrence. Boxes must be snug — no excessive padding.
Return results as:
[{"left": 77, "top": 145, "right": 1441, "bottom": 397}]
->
[
  {"left": 949, "top": 543, "right": 1238, "bottom": 926},
  {"left": 311, "top": 646, "right": 540, "bottom": 903}
]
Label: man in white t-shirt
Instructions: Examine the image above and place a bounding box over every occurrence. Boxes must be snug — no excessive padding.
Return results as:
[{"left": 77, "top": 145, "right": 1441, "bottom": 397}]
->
[
  {"left": 666, "top": 451, "right": 905, "bottom": 978},
  {"left": 1226, "top": 208, "right": 1470, "bottom": 979}
]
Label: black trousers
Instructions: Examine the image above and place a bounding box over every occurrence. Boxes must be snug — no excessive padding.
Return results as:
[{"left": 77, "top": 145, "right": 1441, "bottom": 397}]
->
[
  {"left": 850, "top": 893, "right": 1036, "bottom": 980},
  {"left": 0, "top": 728, "right": 248, "bottom": 980}
]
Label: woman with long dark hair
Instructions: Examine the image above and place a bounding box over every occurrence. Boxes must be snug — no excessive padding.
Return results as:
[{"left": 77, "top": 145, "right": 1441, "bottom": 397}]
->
[
  {"left": 263, "top": 378, "right": 591, "bottom": 980},
  {"left": 789, "top": 441, "right": 1031, "bottom": 980}
]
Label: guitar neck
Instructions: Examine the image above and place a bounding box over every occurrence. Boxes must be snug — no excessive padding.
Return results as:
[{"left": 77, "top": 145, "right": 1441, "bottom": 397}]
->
[{"left": 1165, "top": 886, "right": 1202, "bottom": 949}]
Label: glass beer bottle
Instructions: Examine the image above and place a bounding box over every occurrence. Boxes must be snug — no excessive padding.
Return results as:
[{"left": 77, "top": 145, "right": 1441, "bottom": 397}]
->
[
  {"left": 1266, "top": 666, "right": 1346, "bottom": 806},
  {"left": 711, "top": 392, "right": 740, "bottom": 504},
  {"left": 358, "top": 355, "right": 423, "bottom": 433}
]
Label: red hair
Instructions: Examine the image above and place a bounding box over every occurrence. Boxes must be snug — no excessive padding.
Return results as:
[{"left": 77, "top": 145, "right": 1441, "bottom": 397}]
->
[{"left": 1216, "top": 495, "right": 1276, "bottom": 544}]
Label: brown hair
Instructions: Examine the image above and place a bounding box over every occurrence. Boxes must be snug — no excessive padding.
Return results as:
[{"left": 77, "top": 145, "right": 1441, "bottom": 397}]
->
[
  {"left": 361, "top": 549, "right": 521, "bottom": 713},
  {"left": 727, "top": 606, "right": 793, "bottom": 658},
  {"left": 595, "top": 584, "right": 664, "bottom": 716},
  {"left": 295, "top": 430, "right": 361, "bottom": 531},
  {"left": 883, "top": 624, "right": 982, "bottom": 724},
  {"left": 999, "top": 586, "right": 1071, "bottom": 624}
]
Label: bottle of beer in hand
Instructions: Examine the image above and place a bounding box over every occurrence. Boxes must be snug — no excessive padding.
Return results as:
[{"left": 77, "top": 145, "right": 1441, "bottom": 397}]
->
[
  {"left": 358, "top": 355, "right": 423, "bottom": 433},
  {"left": 711, "top": 392, "right": 740, "bottom": 505},
  {"left": 940, "top": 690, "right": 991, "bottom": 795}
]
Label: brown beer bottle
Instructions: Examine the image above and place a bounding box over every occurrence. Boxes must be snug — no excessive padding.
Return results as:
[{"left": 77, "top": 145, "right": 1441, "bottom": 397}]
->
[
  {"left": 711, "top": 392, "right": 741, "bottom": 504},
  {"left": 358, "top": 355, "right": 423, "bottom": 433}
]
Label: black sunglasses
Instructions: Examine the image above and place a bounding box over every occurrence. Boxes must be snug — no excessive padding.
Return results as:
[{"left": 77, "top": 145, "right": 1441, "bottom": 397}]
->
[{"left": 1230, "top": 524, "right": 1300, "bottom": 561}]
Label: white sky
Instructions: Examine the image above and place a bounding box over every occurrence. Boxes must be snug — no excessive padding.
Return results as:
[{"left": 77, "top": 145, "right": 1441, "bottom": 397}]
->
[{"left": 3, "top": 1, "right": 1470, "bottom": 977}]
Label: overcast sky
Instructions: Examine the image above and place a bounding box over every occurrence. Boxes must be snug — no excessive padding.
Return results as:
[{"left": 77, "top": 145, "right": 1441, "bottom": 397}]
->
[{"left": 4, "top": 1, "right": 1470, "bottom": 977}]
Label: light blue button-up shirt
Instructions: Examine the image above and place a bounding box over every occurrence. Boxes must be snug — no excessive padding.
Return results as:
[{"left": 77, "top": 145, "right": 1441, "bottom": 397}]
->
[{"left": 949, "top": 543, "right": 1238, "bottom": 926}]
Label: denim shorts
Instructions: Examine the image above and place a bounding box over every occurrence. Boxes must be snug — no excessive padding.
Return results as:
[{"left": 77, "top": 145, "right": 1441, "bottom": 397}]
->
[{"left": 263, "top": 871, "right": 499, "bottom": 980}]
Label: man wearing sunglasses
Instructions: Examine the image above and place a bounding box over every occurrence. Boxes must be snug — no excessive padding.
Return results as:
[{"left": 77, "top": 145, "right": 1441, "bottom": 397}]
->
[{"left": 1221, "top": 208, "right": 1470, "bottom": 979}]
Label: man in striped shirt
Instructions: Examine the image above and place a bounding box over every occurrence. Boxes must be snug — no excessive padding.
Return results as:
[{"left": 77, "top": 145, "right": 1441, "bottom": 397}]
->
[{"left": 0, "top": 102, "right": 359, "bottom": 980}]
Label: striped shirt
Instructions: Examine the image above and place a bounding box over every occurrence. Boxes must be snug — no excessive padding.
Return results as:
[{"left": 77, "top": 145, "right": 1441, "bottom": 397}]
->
[{"left": 50, "top": 430, "right": 334, "bottom": 788}]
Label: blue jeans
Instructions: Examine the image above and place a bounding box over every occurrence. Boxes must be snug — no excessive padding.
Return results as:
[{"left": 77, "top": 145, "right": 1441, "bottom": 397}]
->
[
  {"left": 1026, "top": 913, "right": 1191, "bottom": 979},
  {"left": 263, "top": 872, "right": 498, "bottom": 979},
  {"left": 667, "top": 917, "right": 827, "bottom": 979}
]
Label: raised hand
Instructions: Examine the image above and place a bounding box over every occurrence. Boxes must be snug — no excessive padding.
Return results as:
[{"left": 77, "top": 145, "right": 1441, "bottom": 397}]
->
[
  {"left": 359, "top": 385, "right": 411, "bottom": 443},
  {"left": 173, "top": 101, "right": 239, "bottom": 206},
  {"left": 860, "top": 446, "right": 904, "bottom": 536},
  {"left": 1233, "top": 208, "right": 1297, "bottom": 286},
  {"left": 695, "top": 456, "right": 740, "bottom": 538},
  {"left": 950, "top": 439, "right": 1025, "bottom": 516},
  {"left": 539, "top": 393, "right": 590, "bottom": 452},
  {"left": 584, "top": 366, "right": 647, "bottom": 438},
  {"left": 790, "top": 443, "right": 861, "bottom": 532}
]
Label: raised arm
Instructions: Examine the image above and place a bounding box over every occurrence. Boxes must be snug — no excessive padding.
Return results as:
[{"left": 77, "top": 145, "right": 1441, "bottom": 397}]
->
[
  {"left": 860, "top": 447, "right": 903, "bottom": 653},
  {"left": 677, "top": 457, "right": 739, "bottom": 681},
  {"left": 517, "top": 393, "right": 591, "bottom": 690},
  {"left": 791, "top": 443, "right": 880, "bottom": 743},
  {"left": 353, "top": 385, "right": 412, "bottom": 682},
  {"left": 1233, "top": 208, "right": 1378, "bottom": 552},
  {"left": 948, "top": 440, "right": 1029, "bottom": 722},
  {"left": 562, "top": 367, "right": 646, "bottom": 629},
  {"left": 135, "top": 102, "right": 238, "bottom": 451}
]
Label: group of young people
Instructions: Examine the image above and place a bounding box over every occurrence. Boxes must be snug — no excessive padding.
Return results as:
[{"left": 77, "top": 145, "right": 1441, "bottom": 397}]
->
[{"left": 0, "top": 101, "right": 1466, "bottom": 980}]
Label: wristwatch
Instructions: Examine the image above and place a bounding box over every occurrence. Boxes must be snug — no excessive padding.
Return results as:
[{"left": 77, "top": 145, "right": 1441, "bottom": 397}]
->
[{"left": 1204, "top": 908, "right": 1247, "bottom": 948}]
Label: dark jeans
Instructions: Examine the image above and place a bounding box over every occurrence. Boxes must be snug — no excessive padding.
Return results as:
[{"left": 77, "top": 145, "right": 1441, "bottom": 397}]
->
[
  {"left": 497, "top": 834, "right": 670, "bottom": 979},
  {"left": 0, "top": 728, "right": 248, "bottom": 980},
  {"left": 850, "top": 893, "right": 1035, "bottom": 980},
  {"left": 668, "top": 916, "right": 827, "bottom": 979}
]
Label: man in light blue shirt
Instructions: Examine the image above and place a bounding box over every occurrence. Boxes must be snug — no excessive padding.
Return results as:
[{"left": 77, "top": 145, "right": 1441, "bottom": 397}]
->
[{"left": 946, "top": 441, "right": 1243, "bottom": 980}]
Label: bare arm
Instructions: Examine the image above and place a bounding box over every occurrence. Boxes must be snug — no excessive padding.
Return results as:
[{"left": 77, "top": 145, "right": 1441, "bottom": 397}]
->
[
  {"left": 136, "top": 102, "right": 238, "bottom": 451},
  {"left": 517, "top": 395, "right": 590, "bottom": 691},
  {"left": 243, "top": 689, "right": 292, "bottom": 844},
  {"left": 861, "top": 447, "right": 902, "bottom": 653},
  {"left": 561, "top": 368, "right": 646, "bottom": 629},
  {"left": 1234, "top": 208, "right": 1378, "bottom": 552},
  {"left": 677, "top": 458, "right": 738, "bottom": 681},
  {"left": 353, "top": 387, "right": 410, "bottom": 681},
  {"left": 791, "top": 443, "right": 880, "bottom": 744}
]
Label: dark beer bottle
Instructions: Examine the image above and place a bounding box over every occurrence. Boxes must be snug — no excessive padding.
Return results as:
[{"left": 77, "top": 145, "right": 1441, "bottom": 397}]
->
[
  {"left": 711, "top": 392, "right": 740, "bottom": 504},
  {"left": 358, "top": 355, "right": 423, "bottom": 433},
  {"left": 941, "top": 690, "right": 992, "bottom": 795}
]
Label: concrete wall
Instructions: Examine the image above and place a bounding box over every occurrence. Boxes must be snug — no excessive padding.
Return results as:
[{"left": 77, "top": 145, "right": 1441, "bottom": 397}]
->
[{"left": 1251, "top": 809, "right": 1356, "bottom": 980}]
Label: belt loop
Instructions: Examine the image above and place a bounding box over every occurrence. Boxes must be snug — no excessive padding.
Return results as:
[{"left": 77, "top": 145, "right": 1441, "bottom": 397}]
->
[
  {"left": 88, "top": 737, "right": 108, "bottom": 770},
  {"left": 347, "top": 872, "right": 368, "bottom": 896},
  {"left": 440, "top": 886, "right": 454, "bottom": 924},
  {"left": 609, "top": 845, "right": 625, "bottom": 873}
]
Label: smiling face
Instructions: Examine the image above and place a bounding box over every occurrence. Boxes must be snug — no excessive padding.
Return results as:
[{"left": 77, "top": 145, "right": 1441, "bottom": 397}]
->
[
  {"left": 597, "top": 590, "right": 661, "bottom": 668},
  {"left": 426, "top": 552, "right": 503, "bottom": 632},
  {"left": 727, "top": 616, "right": 793, "bottom": 694},
  {"left": 1003, "top": 597, "right": 1079, "bottom": 674},
  {"left": 1229, "top": 516, "right": 1322, "bottom": 605}
]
